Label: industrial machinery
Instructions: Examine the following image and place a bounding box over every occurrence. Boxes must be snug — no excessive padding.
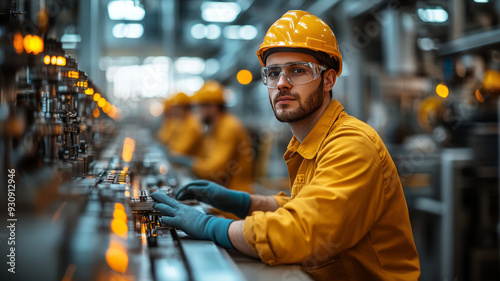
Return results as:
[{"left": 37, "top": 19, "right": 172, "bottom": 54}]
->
[{"left": 0, "top": 2, "right": 246, "bottom": 280}]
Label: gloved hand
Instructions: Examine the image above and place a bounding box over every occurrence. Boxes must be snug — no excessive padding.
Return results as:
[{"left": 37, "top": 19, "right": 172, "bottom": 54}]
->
[
  {"left": 151, "top": 191, "right": 235, "bottom": 249},
  {"left": 169, "top": 155, "right": 194, "bottom": 168},
  {"left": 176, "top": 180, "right": 250, "bottom": 219}
]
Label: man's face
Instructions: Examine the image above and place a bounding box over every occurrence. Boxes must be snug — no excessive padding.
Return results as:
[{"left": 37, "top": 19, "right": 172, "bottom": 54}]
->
[
  {"left": 193, "top": 104, "right": 217, "bottom": 125},
  {"left": 266, "top": 52, "right": 326, "bottom": 123},
  {"left": 170, "top": 106, "right": 185, "bottom": 118}
]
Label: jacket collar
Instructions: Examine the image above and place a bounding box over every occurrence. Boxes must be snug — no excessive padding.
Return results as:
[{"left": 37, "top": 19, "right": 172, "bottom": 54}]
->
[{"left": 285, "top": 99, "right": 344, "bottom": 160}]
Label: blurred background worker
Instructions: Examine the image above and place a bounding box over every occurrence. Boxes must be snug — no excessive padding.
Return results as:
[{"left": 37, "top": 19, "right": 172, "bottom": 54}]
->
[
  {"left": 157, "top": 96, "right": 175, "bottom": 146},
  {"left": 161, "top": 92, "right": 203, "bottom": 156},
  {"left": 171, "top": 80, "right": 254, "bottom": 193},
  {"left": 152, "top": 10, "right": 420, "bottom": 281}
]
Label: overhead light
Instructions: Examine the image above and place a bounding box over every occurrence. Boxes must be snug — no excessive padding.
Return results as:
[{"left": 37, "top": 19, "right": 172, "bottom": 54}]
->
[
  {"left": 223, "top": 25, "right": 240, "bottom": 39},
  {"left": 417, "top": 7, "right": 448, "bottom": 23},
  {"left": 223, "top": 25, "right": 258, "bottom": 40},
  {"left": 61, "top": 34, "right": 81, "bottom": 43},
  {"left": 175, "top": 57, "right": 205, "bottom": 75},
  {"left": 191, "top": 24, "right": 208, "bottom": 39},
  {"left": 201, "top": 2, "right": 241, "bottom": 23},
  {"left": 112, "top": 23, "right": 144, "bottom": 39},
  {"left": 417, "top": 37, "right": 436, "bottom": 51},
  {"left": 474, "top": 0, "right": 489, "bottom": 3},
  {"left": 61, "top": 33, "right": 81, "bottom": 49},
  {"left": 108, "top": 0, "right": 145, "bottom": 21},
  {"left": 174, "top": 77, "right": 205, "bottom": 94},
  {"left": 206, "top": 24, "right": 221, "bottom": 40},
  {"left": 239, "top": 25, "right": 258, "bottom": 40},
  {"left": 110, "top": 62, "right": 171, "bottom": 99},
  {"left": 191, "top": 23, "right": 221, "bottom": 40}
]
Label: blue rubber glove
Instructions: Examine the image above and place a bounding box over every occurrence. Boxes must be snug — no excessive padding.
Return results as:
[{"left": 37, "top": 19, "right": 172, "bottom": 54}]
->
[
  {"left": 150, "top": 191, "right": 235, "bottom": 249},
  {"left": 169, "top": 155, "right": 194, "bottom": 168},
  {"left": 176, "top": 180, "right": 251, "bottom": 219}
]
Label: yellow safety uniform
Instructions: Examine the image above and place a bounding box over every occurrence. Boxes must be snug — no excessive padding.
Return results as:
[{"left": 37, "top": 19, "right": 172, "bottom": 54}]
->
[
  {"left": 157, "top": 118, "right": 178, "bottom": 146},
  {"left": 193, "top": 112, "right": 254, "bottom": 193},
  {"left": 243, "top": 100, "right": 420, "bottom": 280},
  {"left": 168, "top": 113, "right": 203, "bottom": 156}
]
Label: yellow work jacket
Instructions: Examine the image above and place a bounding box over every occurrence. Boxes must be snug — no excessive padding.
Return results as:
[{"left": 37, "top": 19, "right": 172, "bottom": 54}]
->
[
  {"left": 168, "top": 113, "right": 203, "bottom": 157},
  {"left": 193, "top": 112, "right": 254, "bottom": 193},
  {"left": 243, "top": 100, "right": 420, "bottom": 280},
  {"left": 157, "top": 117, "right": 178, "bottom": 146}
]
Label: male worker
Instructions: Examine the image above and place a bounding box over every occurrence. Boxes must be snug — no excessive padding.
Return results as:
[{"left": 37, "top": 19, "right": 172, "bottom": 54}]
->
[
  {"left": 157, "top": 96, "right": 175, "bottom": 145},
  {"left": 161, "top": 92, "right": 203, "bottom": 156},
  {"left": 170, "top": 80, "right": 254, "bottom": 193},
  {"left": 152, "top": 10, "right": 421, "bottom": 280}
]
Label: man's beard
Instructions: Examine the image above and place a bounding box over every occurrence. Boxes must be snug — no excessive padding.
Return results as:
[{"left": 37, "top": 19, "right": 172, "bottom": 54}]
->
[
  {"left": 202, "top": 115, "right": 213, "bottom": 126},
  {"left": 270, "top": 82, "right": 324, "bottom": 123}
]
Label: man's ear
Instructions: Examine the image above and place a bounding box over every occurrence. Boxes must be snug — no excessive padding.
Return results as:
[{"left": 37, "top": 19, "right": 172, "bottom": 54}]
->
[{"left": 323, "top": 69, "right": 337, "bottom": 92}]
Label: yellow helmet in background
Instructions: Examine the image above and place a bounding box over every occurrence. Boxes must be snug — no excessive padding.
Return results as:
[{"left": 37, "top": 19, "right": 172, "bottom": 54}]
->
[
  {"left": 481, "top": 69, "right": 500, "bottom": 93},
  {"left": 192, "top": 80, "right": 225, "bottom": 105},
  {"left": 418, "top": 96, "right": 446, "bottom": 132},
  {"left": 170, "top": 92, "right": 191, "bottom": 106},
  {"left": 163, "top": 96, "right": 174, "bottom": 112},
  {"left": 257, "top": 10, "right": 343, "bottom": 76}
]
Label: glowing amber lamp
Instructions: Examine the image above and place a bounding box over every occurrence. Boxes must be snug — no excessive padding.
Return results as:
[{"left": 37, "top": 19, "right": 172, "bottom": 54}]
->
[
  {"left": 237, "top": 69, "right": 253, "bottom": 85},
  {"left": 105, "top": 241, "right": 128, "bottom": 273},
  {"left": 68, "top": 71, "right": 79, "bottom": 79},
  {"left": 43, "top": 55, "right": 51, "bottom": 65},
  {"left": 113, "top": 209, "right": 127, "bottom": 223},
  {"left": 13, "top": 33, "right": 24, "bottom": 54},
  {"left": 23, "top": 35, "right": 33, "bottom": 53},
  {"left": 115, "top": 203, "right": 125, "bottom": 211},
  {"left": 85, "top": 88, "right": 94, "bottom": 96},
  {"left": 98, "top": 97, "right": 107, "bottom": 108},
  {"left": 93, "top": 93, "right": 101, "bottom": 101},
  {"left": 103, "top": 102, "right": 112, "bottom": 113},
  {"left": 56, "top": 56, "right": 66, "bottom": 66},
  {"left": 436, "top": 83, "right": 449, "bottom": 98},
  {"left": 51, "top": 56, "right": 57, "bottom": 65},
  {"left": 122, "top": 137, "right": 135, "bottom": 163},
  {"left": 475, "top": 89, "right": 485, "bottom": 103},
  {"left": 109, "top": 105, "right": 117, "bottom": 118},
  {"left": 93, "top": 107, "right": 100, "bottom": 118},
  {"left": 31, "top": 35, "right": 44, "bottom": 55},
  {"left": 111, "top": 218, "right": 128, "bottom": 239}
]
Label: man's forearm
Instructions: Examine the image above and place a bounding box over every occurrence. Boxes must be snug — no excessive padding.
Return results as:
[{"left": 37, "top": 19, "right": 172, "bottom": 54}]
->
[
  {"left": 248, "top": 194, "right": 279, "bottom": 214},
  {"left": 227, "top": 195, "right": 278, "bottom": 257},
  {"left": 228, "top": 220, "right": 259, "bottom": 258}
]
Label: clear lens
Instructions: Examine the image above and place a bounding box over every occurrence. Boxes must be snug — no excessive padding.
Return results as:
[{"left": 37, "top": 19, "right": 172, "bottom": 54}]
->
[{"left": 261, "top": 62, "right": 326, "bottom": 88}]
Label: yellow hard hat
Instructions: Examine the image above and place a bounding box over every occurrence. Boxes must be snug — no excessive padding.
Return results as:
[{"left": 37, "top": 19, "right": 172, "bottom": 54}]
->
[
  {"left": 257, "top": 10, "right": 342, "bottom": 76},
  {"left": 170, "top": 92, "right": 191, "bottom": 106},
  {"left": 163, "top": 96, "right": 173, "bottom": 112},
  {"left": 192, "top": 80, "right": 225, "bottom": 105}
]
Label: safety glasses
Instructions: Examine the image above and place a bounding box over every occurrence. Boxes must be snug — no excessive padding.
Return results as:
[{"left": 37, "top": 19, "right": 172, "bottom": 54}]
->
[{"left": 261, "top": 61, "right": 327, "bottom": 89}]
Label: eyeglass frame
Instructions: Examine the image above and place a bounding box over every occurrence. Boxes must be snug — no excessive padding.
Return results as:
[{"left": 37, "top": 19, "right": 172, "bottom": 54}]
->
[{"left": 260, "top": 61, "right": 328, "bottom": 89}]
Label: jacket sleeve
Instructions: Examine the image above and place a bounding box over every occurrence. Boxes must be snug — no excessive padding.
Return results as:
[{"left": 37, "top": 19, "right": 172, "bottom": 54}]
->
[
  {"left": 243, "top": 126, "right": 386, "bottom": 265},
  {"left": 272, "top": 191, "right": 290, "bottom": 207}
]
